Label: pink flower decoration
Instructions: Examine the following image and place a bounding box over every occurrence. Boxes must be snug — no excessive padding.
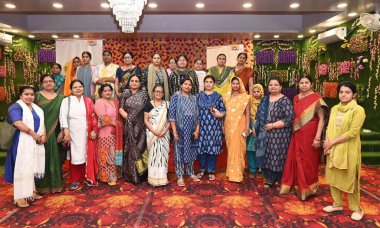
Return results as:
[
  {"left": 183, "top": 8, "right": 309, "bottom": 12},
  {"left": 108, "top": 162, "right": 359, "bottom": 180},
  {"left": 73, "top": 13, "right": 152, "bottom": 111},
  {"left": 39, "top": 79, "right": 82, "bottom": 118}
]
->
[
  {"left": 338, "top": 61, "right": 351, "bottom": 75},
  {"left": 0, "top": 66, "right": 6, "bottom": 77},
  {"left": 318, "top": 64, "right": 328, "bottom": 76}
]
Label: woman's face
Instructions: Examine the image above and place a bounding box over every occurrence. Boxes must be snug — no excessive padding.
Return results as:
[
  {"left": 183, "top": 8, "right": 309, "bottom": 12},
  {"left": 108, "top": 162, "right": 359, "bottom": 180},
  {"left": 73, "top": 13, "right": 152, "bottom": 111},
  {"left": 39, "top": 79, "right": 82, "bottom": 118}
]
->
[
  {"left": 194, "top": 60, "right": 203, "bottom": 71},
  {"left": 82, "top": 53, "right": 91, "bottom": 65},
  {"left": 152, "top": 54, "right": 161, "bottom": 66},
  {"left": 129, "top": 76, "right": 141, "bottom": 90},
  {"left": 153, "top": 86, "right": 164, "bottom": 100},
  {"left": 237, "top": 54, "right": 247, "bottom": 65},
  {"left": 51, "top": 65, "right": 61, "bottom": 74},
  {"left": 204, "top": 78, "right": 215, "bottom": 91},
  {"left": 169, "top": 59, "right": 177, "bottom": 70},
  {"left": 181, "top": 80, "right": 193, "bottom": 93},
  {"left": 268, "top": 80, "right": 282, "bottom": 94},
  {"left": 177, "top": 56, "right": 188, "bottom": 69},
  {"left": 101, "top": 86, "right": 113, "bottom": 100},
  {"left": 339, "top": 86, "right": 355, "bottom": 103},
  {"left": 123, "top": 53, "right": 133, "bottom": 65},
  {"left": 253, "top": 87, "right": 262, "bottom": 99},
  {"left": 298, "top": 78, "right": 312, "bottom": 93},
  {"left": 231, "top": 79, "right": 240, "bottom": 92},
  {"left": 103, "top": 52, "right": 112, "bottom": 64},
  {"left": 71, "top": 82, "right": 84, "bottom": 97},
  {"left": 42, "top": 76, "right": 55, "bottom": 91},
  {"left": 73, "top": 58, "right": 81, "bottom": 69},
  {"left": 217, "top": 55, "right": 226, "bottom": 67},
  {"left": 20, "top": 88, "right": 35, "bottom": 105}
]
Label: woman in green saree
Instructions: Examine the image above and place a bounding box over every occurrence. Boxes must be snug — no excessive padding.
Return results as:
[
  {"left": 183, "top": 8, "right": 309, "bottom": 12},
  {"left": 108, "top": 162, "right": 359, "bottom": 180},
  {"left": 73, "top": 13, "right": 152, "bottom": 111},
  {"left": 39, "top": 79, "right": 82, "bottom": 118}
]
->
[{"left": 35, "top": 74, "right": 65, "bottom": 193}]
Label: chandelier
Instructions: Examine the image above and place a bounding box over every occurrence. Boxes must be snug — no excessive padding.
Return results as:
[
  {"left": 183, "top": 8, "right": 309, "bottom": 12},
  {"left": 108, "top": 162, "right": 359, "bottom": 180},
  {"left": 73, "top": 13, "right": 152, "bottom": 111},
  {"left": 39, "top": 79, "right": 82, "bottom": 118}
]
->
[{"left": 108, "top": 0, "right": 147, "bottom": 33}]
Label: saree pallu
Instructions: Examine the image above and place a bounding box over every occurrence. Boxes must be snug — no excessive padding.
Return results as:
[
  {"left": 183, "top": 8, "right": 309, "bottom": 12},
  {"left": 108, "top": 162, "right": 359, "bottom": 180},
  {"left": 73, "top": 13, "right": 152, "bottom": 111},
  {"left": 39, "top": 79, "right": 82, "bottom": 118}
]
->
[
  {"left": 147, "top": 102, "right": 170, "bottom": 186},
  {"left": 121, "top": 90, "right": 149, "bottom": 184},
  {"left": 234, "top": 67, "right": 253, "bottom": 90},
  {"left": 35, "top": 93, "right": 64, "bottom": 193},
  {"left": 281, "top": 93, "right": 327, "bottom": 200}
]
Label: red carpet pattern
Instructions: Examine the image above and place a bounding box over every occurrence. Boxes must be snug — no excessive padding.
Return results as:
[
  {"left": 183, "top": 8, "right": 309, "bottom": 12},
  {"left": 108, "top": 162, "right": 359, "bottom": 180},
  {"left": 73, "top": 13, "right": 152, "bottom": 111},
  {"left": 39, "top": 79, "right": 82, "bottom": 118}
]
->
[{"left": 0, "top": 166, "right": 379, "bottom": 227}]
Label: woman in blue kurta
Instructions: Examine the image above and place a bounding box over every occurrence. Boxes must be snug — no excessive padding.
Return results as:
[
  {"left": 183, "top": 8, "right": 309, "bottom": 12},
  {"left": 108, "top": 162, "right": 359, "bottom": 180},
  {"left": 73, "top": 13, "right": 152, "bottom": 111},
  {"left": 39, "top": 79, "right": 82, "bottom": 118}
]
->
[
  {"left": 5, "top": 86, "right": 46, "bottom": 208},
  {"left": 169, "top": 77, "right": 200, "bottom": 187},
  {"left": 196, "top": 75, "right": 225, "bottom": 181}
]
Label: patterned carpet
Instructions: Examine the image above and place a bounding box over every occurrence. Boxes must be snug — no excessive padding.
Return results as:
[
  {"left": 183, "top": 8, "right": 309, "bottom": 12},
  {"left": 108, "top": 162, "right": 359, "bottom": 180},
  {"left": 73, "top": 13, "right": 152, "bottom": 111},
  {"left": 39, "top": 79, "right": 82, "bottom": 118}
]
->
[{"left": 0, "top": 166, "right": 379, "bottom": 227}]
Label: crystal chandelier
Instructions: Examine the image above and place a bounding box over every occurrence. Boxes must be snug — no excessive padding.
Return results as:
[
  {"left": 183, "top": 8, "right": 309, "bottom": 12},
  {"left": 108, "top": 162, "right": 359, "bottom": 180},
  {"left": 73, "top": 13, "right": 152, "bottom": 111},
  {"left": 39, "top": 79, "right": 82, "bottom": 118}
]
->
[{"left": 108, "top": 0, "right": 147, "bottom": 33}]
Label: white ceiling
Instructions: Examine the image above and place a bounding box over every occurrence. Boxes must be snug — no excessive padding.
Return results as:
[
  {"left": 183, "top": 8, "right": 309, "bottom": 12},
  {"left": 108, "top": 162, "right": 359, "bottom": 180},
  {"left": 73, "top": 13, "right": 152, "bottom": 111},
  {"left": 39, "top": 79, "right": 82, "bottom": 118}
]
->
[{"left": 0, "top": 0, "right": 378, "bottom": 39}]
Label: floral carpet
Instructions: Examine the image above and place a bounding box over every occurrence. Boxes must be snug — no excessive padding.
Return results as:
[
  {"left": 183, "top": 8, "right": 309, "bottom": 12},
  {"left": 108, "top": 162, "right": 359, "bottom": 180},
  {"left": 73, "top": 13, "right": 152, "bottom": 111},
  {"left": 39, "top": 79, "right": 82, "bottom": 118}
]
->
[{"left": 0, "top": 166, "right": 379, "bottom": 227}]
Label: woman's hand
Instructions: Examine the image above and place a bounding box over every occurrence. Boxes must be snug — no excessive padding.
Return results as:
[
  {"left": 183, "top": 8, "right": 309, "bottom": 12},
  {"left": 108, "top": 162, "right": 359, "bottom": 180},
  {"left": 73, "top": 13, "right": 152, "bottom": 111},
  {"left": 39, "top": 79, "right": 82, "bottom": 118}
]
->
[
  {"left": 193, "top": 131, "right": 199, "bottom": 140},
  {"left": 63, "top": 129, "right": 71, "bottom": 147},
  {"left": 252, "top": 128, "right": 256, "bottom": 137},
  {"left": 122, "top": 113, "right": 128, "bottom": 120},
  {"left": 39, "top": 135, "right": 47, "bottom": 144},
  {"left": 211, "top": 109, "right": 223, "bottom": 118},
  {"left": 244, "top": 129, "right": 251, "bottom": 137},
  {"left": 323, "top": 138, "right": 333, "bottom": 152},
  {"left": 173, "top": 133, "right": 179, "bottom": 142},
  {"left": 312, "top": 139, "right": 321, "bottom": 148},
  {"left": 90, "top": 130, "right": 97, "bottom": 140},
  {"left": 30, "top": 131, "right": 41, "bottom": 141},
  {"left": 57, "top": 130, "right": 64, "bottom": 143},
  {"left": 264, "top": 123, "right": 274, "bottom": 131}
]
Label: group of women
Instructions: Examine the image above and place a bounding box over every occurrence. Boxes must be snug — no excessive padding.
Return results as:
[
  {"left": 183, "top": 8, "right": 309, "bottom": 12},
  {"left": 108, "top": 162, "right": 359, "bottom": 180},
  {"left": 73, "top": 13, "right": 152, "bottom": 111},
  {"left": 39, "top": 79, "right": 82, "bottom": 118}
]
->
[{"left": 4, "top": 50, "right": 365, "bottom": 221}]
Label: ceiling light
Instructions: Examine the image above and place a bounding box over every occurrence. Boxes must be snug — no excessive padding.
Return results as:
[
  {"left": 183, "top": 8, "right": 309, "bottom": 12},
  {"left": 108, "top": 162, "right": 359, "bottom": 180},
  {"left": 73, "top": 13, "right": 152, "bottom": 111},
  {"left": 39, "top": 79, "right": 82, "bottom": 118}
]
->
[
  {"left": 2, "top": 24, "right": 11, "bottom": 28},
  {"left": 148, "top": 3, "right": 158, "bottom": 8},
  {"left": 243, "top": 3, "right": 252, "bottom": 8},
  {"left": 73, "top": 35, "right": 80, "bottom": 38},
  {"left": 195, "top": 3, "right": 205, "bottom": 8},
  {"left": 53, "top": 3, "right": 63, "bottom": 8},
  {"left": 100, "top": 3, "right": 110, "bottom": 8},
  {"left": 5, "top": 3, "right": 16, "bottom": 9},
  {"left": 297, "top": 34, "right": 304, "bottom": 38},
  {"left": 273, "top": 35, "right": 280, "bottom": 38},
  {"left": 254, "top": 34, "right": 261, "bottom": 39},
  {"left": 51, "top": 35, "right": 58, "bottom": 39},
  {"left": 28, "top": 35, "right": 35, "bottom": 38},
  {"left": 289, "top": 3, "right": 300, "bottom": 8},
  {"left": 309, "top": 29, "right": 316, "bottom": 33},
  {"left": 348, "top": 12, "right": 357, "bottom": 17},
  {"left": 337, "top": 3, "right": 347, "bottom": 8},
  {"left": 10, "top": 29, "right": 18, "bottom": 33}
]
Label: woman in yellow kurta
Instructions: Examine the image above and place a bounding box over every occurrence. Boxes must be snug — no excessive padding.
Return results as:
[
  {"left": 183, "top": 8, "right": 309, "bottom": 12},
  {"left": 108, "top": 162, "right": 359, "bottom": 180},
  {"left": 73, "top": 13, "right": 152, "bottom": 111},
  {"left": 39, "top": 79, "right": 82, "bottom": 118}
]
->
[
  {"left": 223, "top": 77, "right": 250, "bottom": 182},
  {"left": 93, "top": 50, "right": 119, "bottom": 99},
  {"left": 208, "top": 54, "right": 235, "bottom": 95},
  {"left": 323, "top": 81, "right": 365, "bottom": 221}
]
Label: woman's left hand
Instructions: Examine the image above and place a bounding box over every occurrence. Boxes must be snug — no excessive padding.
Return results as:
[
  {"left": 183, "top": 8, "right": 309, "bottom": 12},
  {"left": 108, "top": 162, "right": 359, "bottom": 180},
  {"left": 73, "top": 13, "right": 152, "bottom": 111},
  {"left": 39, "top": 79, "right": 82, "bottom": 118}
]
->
[
  {"left": 323, "top": 138, "right": 333, "bottom": 151},
  {"left": 90, "top": 130, "right": 97, "bottom": 140},
  {"left": 193, "top": 132, "right": 199, "bottom": 140},
  {"left": 312, "top": 139, "right": 321, "bottom": 148},
  {"left": 264, "top": 123, "right": 273, "bottom": 131}
]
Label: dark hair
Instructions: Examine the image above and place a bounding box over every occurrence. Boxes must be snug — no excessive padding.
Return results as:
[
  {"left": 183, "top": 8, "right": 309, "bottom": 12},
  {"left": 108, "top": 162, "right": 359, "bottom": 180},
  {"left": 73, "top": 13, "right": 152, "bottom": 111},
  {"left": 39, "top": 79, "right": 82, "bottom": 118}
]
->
[
  {"left": 102, "top": 50, "right": 113, "bottom": 57},
  {"left": 204, "top": 75, "right": 215, "bottom": 83},
  {"left": 180, "top": 77, "right": 193, "bottom": 86},
  {"left": 231, "top": 76, "right": 240, "bottom": 83},
  {"left": 194, "top": 58, "right": 203, "bottom": 64},
  {"left": 176, "top": 54, "right": 189, "bottom": 64},
  {"left": 338, "top": 81, "right": 356, "bottom": 94},
  {"left": 169, "top": 57, "right": 176, "bottom": 63},
  {"left": 18, "top": 85, "right": 36, "bottom": 97},
  {"left": 298, "top": 75, "right": 313, "bottom": 84},
  {"left": 237, "top": 52, "right": 248, "bottom": 59},
  {"left": 73, "top": 57, "right": 81, "bottom": 62},
  {"left": 70, "top": 79, "right": 84, "bottom": 89},
  {"left": 217, "top": 53, "right": 227, "bottom": 60},
  {"left": 98, "top": 83, "right": 113, "bottom": 97},
  {"left": 128, "top": 75, "right": 141, "bottom": 88},
  {"left": 152, "top": 84, "right": 164, "bottom": 92},
  {"left": 123, "top": 51, "right": 134, "bottom": 59},
  {"left": 40, "top": 74, "right": 55, "bottom": 84},
  {"left": 82, "top": 51, "right": 92, "bottom": 59},
  {"left": 268, "top": 76, "right": 282, "bottom": 86},
  {"left": 51, "top": 63, "right": 62, "bottom": 70},
  {"left": 152, "top": 53, "right": 161, "bottom": 58}
]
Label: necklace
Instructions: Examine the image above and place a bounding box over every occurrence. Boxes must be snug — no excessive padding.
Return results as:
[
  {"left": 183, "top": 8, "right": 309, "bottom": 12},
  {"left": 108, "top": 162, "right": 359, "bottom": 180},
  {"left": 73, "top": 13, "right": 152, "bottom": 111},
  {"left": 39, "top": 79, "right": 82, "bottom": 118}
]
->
[{"left": 153, "top": 100, "right": 163, "bottom": 107}]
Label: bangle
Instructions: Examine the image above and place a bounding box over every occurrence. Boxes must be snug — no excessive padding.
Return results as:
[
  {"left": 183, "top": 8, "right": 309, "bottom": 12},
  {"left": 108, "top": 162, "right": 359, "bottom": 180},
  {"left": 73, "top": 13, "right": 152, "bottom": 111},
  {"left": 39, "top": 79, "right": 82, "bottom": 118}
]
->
[{"left": 314, "top": 138, "right": 321, "bottom": 141}]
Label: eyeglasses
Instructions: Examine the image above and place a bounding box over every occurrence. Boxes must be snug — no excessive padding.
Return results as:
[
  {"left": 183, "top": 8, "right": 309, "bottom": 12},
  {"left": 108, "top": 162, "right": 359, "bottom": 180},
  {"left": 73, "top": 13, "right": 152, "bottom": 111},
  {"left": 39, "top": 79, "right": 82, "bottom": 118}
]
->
[{"left": 43, "top": 80, "right": 55, "bottom": 84}]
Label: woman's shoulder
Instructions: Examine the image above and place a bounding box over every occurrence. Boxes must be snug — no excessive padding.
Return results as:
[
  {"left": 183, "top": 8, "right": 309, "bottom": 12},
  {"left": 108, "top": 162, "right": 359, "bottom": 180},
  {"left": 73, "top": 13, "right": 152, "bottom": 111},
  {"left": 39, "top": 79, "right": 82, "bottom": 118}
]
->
[{"left": 8, "top": 102, "right": 22, "bottom": 112}]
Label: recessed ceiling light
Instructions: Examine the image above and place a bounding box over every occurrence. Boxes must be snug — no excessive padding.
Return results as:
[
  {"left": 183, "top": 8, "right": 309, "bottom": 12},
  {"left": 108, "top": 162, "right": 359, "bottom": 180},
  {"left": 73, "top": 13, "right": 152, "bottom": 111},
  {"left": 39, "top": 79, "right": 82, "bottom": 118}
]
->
[
  {"left": 309, "top": 29, "right": 316, "bottom": 33},
  {"left": 148, "top": 3, "right": 158, "bottom": 8},
  {"left": 273, "top": 35, "right": 280, "bottom": 38},
  {"left": 243, "top": 3, "right": 252, "bottom": 8},
  {"left": 11, "top": 29, "right": 18, "bottom": 33},
  {"left": 73, "top": 35, "right": 80, "bottom": 38},
  {"left": 5, "top": 3, "right": 16, "bottom": 9},
  {"left": 348, "top": 12, "right": 357, "bottom": 17},
  {"left": 289, "top": 3, "right": 300, "bottom": 8},
  {"left": 53, "top": 3, "right": 63, "bottom": 8},
  {"left": 195, "top": 3, "right": 205, "bottom": 8},
  {"left": 254, "top": 34, "right": 261, "bottom": 39},
  {"left": 297, "top": 34, "right": 304, "bottom": 38},
  {"left": 52, "top": 35, "right": 59, "bottom": 39},
  {"left": 100, "top": 3, "right": 110, "bottom": 8},
  {"left": 28, "top": 35, "right": 35, "bottom": 38},
  {"left": 2, "top": 24, "right": 11, "bottom": 28},
  {"left": 337, "top": 3, "right": 347, "bottom": 8}
]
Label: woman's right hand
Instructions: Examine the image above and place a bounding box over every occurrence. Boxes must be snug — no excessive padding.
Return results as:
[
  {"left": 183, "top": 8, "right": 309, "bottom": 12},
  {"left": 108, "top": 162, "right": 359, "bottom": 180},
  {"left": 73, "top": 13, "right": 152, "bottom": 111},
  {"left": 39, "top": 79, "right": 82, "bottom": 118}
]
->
[
  {"left": 31, "top": 132, "right": 41, "bottom": 141},
  {"left": 63, "top": 129, "right": 71, "bottom": 146},
  {"left": 173, "top": 133, "right": 179, "bottom": 142}
]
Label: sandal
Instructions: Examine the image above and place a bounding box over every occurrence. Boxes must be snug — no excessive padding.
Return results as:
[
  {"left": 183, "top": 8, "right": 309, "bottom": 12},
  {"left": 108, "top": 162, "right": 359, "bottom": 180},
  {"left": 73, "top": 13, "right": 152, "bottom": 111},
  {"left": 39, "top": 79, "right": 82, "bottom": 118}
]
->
[
  {"left": 209, "top": 174, "right": 215, "bottom": 181},
  {"left": 190, "top": 175, "right": 200, "bottom": 182},
  {"left": 108, "top": 181, "right": 117, "bottom": 186},
  {"left": 263, "top": 182, "right": 272, "bottom": 188},
  {"left": 15, "top": 199, "right": 29, "bottom": 208},
  {"left": 177, "top": 178, "right": 186, "bottom": 187},
  {"left": 33, "top": 192, "right": 43, "bottom": 200},
  {"left": 70, "top": 182, "right": 80, "bottom": 190},
  {"left": 197, "top": 172, "right": 205, "bottom": 179}
]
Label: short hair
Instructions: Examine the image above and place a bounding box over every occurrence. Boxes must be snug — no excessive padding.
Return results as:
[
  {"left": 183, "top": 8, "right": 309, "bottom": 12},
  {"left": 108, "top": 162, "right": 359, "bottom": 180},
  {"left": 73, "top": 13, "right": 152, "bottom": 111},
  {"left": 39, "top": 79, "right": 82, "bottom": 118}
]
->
[
  {"left": 204, "top": 75, "right": 215, "bottom": 83},
  {"left": 51, "top": 63, "right": 62, "bottom": 70},
  {"left": 18, "top": 85, "right": 36, "bottom": 97},
  {"left": 176, "top": 54, "right": 189, "bottom": 64},
  {"left": 298, "top": 75, "right": 313, "bottom": 84},
  {"left": 82, "top": 51, "right": 92, "bottom": 60},
  {"left": 70, "top": 79, "right": 84, "bottom": 89},
  {"left": 40, "top": 74, "right": 55, "bottom": 84},
  {"left": 98, "top": 83, "right": 114, "bottom": 97},
  {"left": 102, "top": 50, "right": 113, "bottom": 57},
  {"left": 338, "top": 81, "right": 357, "bottom": 94},
  {"left": 268, "top": 76, "right": 282, "bottom": 86}
]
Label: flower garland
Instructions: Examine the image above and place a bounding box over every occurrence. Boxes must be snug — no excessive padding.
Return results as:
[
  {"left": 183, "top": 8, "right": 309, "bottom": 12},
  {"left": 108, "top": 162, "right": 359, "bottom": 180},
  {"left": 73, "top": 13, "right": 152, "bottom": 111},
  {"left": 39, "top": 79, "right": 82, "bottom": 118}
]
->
[
  {"left": 328, "top": 61, "right": 339, "bottom": 81},
  {"left": 4, "top": 56, "right": 16, "bottom": 103},
  {"left": 14, "top": 48, "right": 27, "bottom": 62},
  {"left": 348, "top": 35, "right": 369, "bottom": 54},
  {"left": 356, "top": 84, "right": 367, "bottom": 103},
  {"left": 23, "top": 52, "right": 39, "bottom": 85},
  {"left": 255, "top": 51, "right": 274, "bottom": 64},
  {"left": 374, "top": 85, "right": 380, "bottom": 109},
  {"left": 278, "top": 51, "right": 297, "bottom": 64},
  {"left": 318, "top": 64, "right": 328, "bottom": 76},
  {"left": 323, "top": 82, "right": 338, "bottom": 98},
  {"left": 306, "top": 48, "right": 317, "bottom": 61},
  {"left": 338, "top": 61, "right": 352, "bottom": 75},
  {"left": 37, "top": 50, "right": 56, "bottom": 63},
  {"left": 0, "top": 86, "right": 6, "bottom": 102},
  {"left": 270, "top": 70, "right": 288, "bottom": 82},
  {"left": 0, "top": 66, "right": 6, "bottom": 77},
  {"left": 303, "top": 54, "right": 310, "bottom": 75}
]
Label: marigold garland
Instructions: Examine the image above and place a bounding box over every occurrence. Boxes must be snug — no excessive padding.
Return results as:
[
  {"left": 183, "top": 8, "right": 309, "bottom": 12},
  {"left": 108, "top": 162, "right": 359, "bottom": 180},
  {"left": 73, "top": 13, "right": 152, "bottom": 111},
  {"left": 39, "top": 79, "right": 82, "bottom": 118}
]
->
[
  {"left": 323, "top": 82, "right": 338, "bottom": 98},
  {"left": 0, "top": 86, "right": 6, "bottom": 102},
  {"left": 348, "top": 35, "right": 369, "bottom": 54}
]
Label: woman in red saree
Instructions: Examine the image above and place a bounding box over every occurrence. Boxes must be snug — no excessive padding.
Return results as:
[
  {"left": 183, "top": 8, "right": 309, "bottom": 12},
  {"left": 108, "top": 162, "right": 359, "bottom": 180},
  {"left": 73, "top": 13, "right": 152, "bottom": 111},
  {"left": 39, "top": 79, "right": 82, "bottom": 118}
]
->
[{"left": 280, "top": 76, "right": 328, "bottom": 200}]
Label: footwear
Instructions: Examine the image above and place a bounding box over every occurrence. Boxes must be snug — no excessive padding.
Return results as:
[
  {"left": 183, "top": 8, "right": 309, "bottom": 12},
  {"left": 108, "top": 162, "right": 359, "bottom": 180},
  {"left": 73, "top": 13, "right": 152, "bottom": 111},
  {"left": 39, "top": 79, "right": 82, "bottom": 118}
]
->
[
  {"left": 190, "top": 175, "right": 200, "bottom": 182},
  {"left": 323, "top": 205, "right": 343, "bottom": 213},
  {"left": 108, "top": 181, "right": 117, "bottom": 186},
  {"left": 263, "top": 182, "right": 272, "bottom": 188},
  {"left": 209, "top": 174, "right": 215, "bottom": 181},
  {"left": 197, "top": 172, "right": 205, "bottom": 179},
  {"left": 15, "top": 199, "right": 29, "bottom": 208},
  {"left": 351, "top": 209, "right": 364, "bottom": 221},
  {"left": 70, "top": 182, "right": 80, "bottom": 190},
  {"left": 84, "top": 180, "right": 93, "bottom": 187},
  {"left": 33, "top": 192, "right": 43, "bottom": 200},
  {"left": 248, "top": 173, "right": 255, "bottom": 179},
  {"left": 177, "top": 178, "right": 185, "bottom": 187}
]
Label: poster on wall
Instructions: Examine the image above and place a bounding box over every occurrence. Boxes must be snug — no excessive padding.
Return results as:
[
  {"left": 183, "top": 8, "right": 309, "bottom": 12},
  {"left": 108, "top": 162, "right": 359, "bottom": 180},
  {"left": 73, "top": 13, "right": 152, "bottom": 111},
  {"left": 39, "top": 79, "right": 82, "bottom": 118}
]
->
[
  {"left": 206, "top": 44, "right": 244, "bottom": 69},
  {"left": 56, "top": 39, "right": 103, "bottom": 76}
]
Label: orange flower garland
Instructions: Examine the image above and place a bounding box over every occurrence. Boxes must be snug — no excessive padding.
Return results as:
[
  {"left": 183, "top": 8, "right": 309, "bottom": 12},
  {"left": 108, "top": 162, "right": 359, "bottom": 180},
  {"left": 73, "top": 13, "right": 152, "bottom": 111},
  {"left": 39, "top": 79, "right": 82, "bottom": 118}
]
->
[{"left": 323, "top": 82, "right": 338, "bottom": 98}]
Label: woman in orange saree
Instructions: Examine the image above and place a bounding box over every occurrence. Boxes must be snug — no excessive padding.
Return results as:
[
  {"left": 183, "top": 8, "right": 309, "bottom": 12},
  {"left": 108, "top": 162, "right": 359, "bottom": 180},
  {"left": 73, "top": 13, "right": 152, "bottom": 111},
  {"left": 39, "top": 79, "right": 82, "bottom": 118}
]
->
[{"left": 280, "top": 76, "right": 328, "bottom": 200}]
